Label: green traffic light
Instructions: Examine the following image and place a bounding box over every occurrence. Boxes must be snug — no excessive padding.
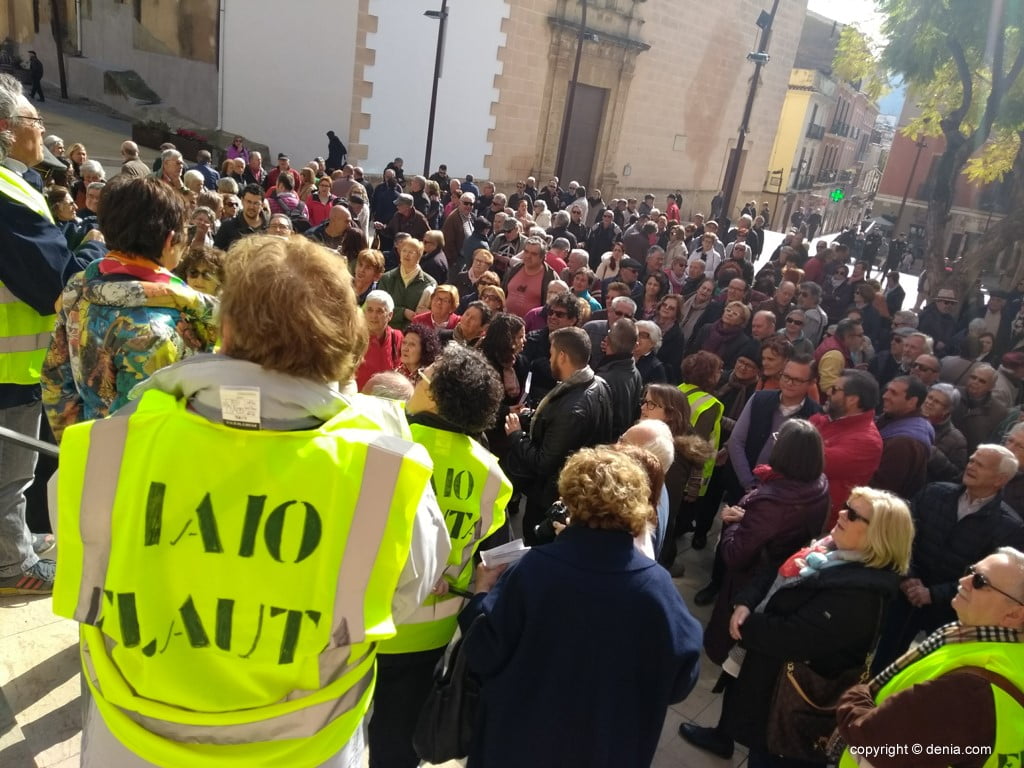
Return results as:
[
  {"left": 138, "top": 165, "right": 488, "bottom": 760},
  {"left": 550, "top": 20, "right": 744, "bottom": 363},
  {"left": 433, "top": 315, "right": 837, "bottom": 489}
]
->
[{"left": 830, "top": 188, "right": 845, "bottom": 202}]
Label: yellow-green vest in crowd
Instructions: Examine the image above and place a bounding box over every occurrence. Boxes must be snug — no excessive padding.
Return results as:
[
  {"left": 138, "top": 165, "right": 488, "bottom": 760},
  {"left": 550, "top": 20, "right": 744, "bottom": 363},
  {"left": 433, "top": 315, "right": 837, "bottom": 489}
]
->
[
  {"left": 839, "top": 641, "right": 1024, "bottom": 768},
  {"left": 679, "top": 383, "right": 723, "bottom": 495},
  {"left": 0, "top": 165, "right": 56, "bottom": 385},
  {"left": 52, "top": 388, "right": 434, "bottom": 767},
  {"left": 380, "top": 422, "right": 511, "bottom": 654}
]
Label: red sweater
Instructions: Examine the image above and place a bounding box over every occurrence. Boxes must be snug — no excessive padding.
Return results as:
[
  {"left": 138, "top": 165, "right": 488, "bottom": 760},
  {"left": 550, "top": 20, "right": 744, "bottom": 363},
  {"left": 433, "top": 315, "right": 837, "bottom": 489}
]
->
[
  {"left": 355, "top": 327, "right": 403, "bottom": 391},
  {"left": 810, "top": 409, "right": 883, "bottom": 529}
]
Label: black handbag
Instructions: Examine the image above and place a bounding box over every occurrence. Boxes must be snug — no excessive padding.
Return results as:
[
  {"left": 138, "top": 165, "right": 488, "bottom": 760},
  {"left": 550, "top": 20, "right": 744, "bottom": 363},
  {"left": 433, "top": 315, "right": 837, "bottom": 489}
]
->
[
  {"left": 766, "top": 661, "right": 864, "bottom": 762},
  {"left": 412, "top": 615, "right": 483, "bottom": 763}
]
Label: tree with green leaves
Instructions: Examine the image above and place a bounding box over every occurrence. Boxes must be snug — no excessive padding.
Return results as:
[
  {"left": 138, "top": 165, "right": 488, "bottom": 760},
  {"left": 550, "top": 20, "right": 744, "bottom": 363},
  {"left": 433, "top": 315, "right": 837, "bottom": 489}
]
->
[{"left": 874, "top": 0, "right": 1024, "bottom": 297}]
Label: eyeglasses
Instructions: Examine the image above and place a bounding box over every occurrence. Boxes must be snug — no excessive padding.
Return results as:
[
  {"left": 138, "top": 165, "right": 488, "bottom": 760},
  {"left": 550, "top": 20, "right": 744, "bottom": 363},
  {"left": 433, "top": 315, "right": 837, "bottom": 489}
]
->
[
  {"left": 16, "top": 114, "right": 45, "bottom": 129},
  {"left": 829, "top": 384, "right": 845, "bottom": 395},
  {"left": 224, "top": 201, "right": 239, "bottom": 207},
  {"left": 188, "top": 269, "right": 217, "bottom": 280},
  {"left": 612, "top": 309, "right": 632, "bottom": 318},
  {"left": 418, "top": 367, "right": 433, "bottom": 385},
  {"left": 640, "top": 398, "right": 661, "bottom": 409},
  {"left": 786, "top": 318, "right": 804, "bottom": 326},
  {"left": 842, "top": 504, "right": 871, "bottom": 525},
  {"left": 461, "top": 201, "right": 473, "bottom": 207},
  {"left": 911, "top": 362, "right": 939, "bottom": 373},
  {"left": 964, "top": 565, "right": 1024, "bottom": 605},
  {"left": 549, "top": 310, "right": 569, "bottom": 319},
  {"left": 780, "top": 373, "right": 811, "bottom": 384}
]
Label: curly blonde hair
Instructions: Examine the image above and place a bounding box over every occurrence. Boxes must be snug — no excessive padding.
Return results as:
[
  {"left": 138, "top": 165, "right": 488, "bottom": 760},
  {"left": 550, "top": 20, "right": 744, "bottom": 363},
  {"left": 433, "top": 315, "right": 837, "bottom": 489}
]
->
[{"left": 558, "top": 447, "right": 652, "bottom": 537}]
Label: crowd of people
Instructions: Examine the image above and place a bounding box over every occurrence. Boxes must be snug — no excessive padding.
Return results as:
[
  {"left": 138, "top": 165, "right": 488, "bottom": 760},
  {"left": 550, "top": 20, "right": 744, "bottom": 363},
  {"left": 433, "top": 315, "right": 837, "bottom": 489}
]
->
[{"left": 1, "top": 71, "right": 1023, "bottom": 768}]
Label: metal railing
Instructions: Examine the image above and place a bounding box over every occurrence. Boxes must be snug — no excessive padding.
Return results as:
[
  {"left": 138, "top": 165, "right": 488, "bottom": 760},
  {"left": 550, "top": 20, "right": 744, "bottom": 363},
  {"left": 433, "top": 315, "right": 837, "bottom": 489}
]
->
[{"left": 0, "top": 426, "right": 59, "bottom": 458}]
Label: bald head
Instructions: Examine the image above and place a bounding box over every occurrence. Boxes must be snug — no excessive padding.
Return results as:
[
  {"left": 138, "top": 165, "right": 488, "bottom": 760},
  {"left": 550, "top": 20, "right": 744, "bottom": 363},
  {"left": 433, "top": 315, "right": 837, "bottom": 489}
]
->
[
  {"left": 120, "top": 140, "right": 140, "bottom": 160},
  {"left": 326, "top": 204, "right": 352, "bottom": 235},
  {"left": 621, "top": 419, "right": 675, "bottom": 471}
]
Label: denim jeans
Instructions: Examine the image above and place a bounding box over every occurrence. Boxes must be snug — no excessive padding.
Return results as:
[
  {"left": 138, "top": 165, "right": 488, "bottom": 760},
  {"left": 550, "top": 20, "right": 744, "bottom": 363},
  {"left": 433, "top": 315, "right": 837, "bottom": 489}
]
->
[{"left": 0, "top": 401, "right": 41, "bottom": 577}]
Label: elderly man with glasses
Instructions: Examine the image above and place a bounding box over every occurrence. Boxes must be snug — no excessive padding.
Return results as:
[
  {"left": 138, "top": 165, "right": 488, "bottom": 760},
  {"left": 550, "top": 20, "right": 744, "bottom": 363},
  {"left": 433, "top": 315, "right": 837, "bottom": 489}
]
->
[
  {"left": 871, "top": 444, "right": 1024, "bottom": 675},
  {"left": 0, "top": 74, "right": 106, "bottom": 595},
  {"left": 840, "top": 546, "right": 1024, "bottom": 767}
]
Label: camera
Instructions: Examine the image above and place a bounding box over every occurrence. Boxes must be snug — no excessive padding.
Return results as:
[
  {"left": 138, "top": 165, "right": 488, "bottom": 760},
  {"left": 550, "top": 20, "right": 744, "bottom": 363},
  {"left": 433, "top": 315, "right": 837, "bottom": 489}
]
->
[
  {"left": 516, "top": 407, "right": 533, "bottom": 433},
  {"left": 533, "top": 501, "right": 569, "bottom": 544}
]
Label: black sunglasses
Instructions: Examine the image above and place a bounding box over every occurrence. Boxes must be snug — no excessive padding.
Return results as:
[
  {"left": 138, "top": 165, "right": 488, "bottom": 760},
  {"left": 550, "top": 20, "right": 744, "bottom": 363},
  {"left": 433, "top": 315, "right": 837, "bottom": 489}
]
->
[
  {"left": 965, "top": 565, "right": 1024, "bottom": 605},
  {"left": 843, "top": 503, "right": 870, "bottom": 524}
]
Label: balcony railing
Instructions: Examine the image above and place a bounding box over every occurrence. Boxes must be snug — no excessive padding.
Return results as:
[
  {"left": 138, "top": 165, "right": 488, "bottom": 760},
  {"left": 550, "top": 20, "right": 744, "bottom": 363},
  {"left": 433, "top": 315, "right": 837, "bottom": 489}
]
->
[
  {"left": 805, "top": 123, "right": 826, "bottom": 140},
  {"left": 817, "top": 168, "right": 838, "bottom": 183},
  {"left": 829, "top": 121, "right": 850, "bottom": 137}
]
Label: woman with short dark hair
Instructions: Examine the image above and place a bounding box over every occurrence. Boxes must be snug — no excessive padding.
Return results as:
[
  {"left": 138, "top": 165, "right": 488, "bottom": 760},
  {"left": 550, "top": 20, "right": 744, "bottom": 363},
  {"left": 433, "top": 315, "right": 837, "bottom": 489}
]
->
[{"left": 41, "top": 176, "right": 218, "bottom": 442}]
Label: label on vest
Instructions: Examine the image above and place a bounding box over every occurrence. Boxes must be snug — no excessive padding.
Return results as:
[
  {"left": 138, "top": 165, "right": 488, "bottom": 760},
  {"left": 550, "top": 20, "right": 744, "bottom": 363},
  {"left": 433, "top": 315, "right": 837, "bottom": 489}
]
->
[{"left": 219, "top": 387, "right": 261, "bottom": 430}]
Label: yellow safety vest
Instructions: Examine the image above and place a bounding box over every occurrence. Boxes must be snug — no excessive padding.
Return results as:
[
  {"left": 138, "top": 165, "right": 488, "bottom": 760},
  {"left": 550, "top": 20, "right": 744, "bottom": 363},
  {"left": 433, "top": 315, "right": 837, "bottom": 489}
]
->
[
  {"left": 678, "top": 383, "right": 723, "bottom": 494},
  {"left": 380, "top": 422, "right": 511, "bottom": 654},
  {"left": 839, "top": 642, "right": 1024, "bottom": 768},
  {"left": 52, "top": 389, "right": 434, "bottom": 767},
  {"left": 0, "top": 165, "right": 56, "bottom": 385}
]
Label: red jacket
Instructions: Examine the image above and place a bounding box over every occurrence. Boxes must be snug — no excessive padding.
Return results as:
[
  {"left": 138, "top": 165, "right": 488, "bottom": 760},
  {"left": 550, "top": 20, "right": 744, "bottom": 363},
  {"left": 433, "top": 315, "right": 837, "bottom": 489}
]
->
[
  {"left": 355, "top": 327, "right": 403, "bottom": 391},
  {"left": 810, "top": 409, "right": 882, "bottom": 528}
]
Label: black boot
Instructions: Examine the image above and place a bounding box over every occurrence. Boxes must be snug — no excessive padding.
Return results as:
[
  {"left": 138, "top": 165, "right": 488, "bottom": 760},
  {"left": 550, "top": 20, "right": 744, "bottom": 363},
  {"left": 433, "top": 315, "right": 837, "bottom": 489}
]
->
[
  {"left": 693, "top": 582, "right": 720, "bottom": 606},
  {"left": 678, "top": 723, "right": 735, "bottom": 759}
]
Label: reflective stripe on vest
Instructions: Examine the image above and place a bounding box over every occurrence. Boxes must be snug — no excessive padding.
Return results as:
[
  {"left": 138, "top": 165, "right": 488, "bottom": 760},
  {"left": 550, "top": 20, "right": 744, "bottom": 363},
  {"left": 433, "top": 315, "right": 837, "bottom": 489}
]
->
[
  {"left": 679, "top": 383, "right": 722, "bottom": 493},
  {"left": 0, "top": 166, "right": 56, "bottom": 385},
  {"left": 839, "top": 642, "right": 1024, "bottom": 768},
  {"left": 52, "top": 389, "right": 433, "bottom": 767},
  {"left": 380, "top": 424, "right": 512, "bottom": 654}
]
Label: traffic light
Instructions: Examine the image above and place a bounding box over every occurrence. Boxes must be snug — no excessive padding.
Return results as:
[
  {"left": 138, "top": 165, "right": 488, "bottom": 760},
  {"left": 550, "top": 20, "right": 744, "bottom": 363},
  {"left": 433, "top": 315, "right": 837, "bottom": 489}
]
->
[{"left": 830, "top": 188, "right": 845, "bottom": 202}]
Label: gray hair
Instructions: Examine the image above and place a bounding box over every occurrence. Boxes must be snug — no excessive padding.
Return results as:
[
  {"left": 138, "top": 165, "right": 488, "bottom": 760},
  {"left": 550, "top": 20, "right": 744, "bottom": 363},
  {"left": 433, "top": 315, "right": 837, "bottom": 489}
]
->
[
  {"left": 161, "top": 147, "right": 183, "bottom": 163},
  {"left": 362, "top": 371, "right": 414, "bottom": 401},
  {"left": 907, "top": 332, "right": 934, "bottom": 354},
  {"left": 976, "top": 443, "right": 1019, "bottom": 477},
  {"left": 0, "top": 73, "right": 26, "bottom": 162},
  {"left": 893, "top": 310, "right": 918, "bottom": 329},
  {"left": 547, "top": 279, "right": 569, "bottom": 296},
  {"left": 217, "top": 177, "right": 239, "bottom": 195},
  {"left": 995, "top": 547, "right": 1024, "bottom": 597},
  {"left": 365, "top": 289, "right": 395, "bottom": 313},
  {"left": 929, "top": 382, "right": 960, "bottom": 411},
  {"left": 968, "top": 317, "right": 987, "bottom": 335},
  {"left": 610, "top": 295, "right": 637, "bottom": 315},
  {"left": 44, "top": 134, "right": 64, "bottom": 150},
  {"left": 268, "top": 213, "right": 293, "bottom": 230},
  {"left": 635, "top": 320, "right": 662, "bottom": 352},
  {"left": 183, "top": 169, "right": 205, "bottom": 187},
  {"left": 620, "top": 419, "right": 675, "bottom": 472},
  {"left": 533, "top": 199, "right": 548, "bottom": 212},
  {"left": 568, "top": 248, "right": 589, "bottom": 267},
  {"left": 801, "top": 281, "right": 822, "bottom": 301},
  {"left": 1009, "top": 421, "right": 1024, "bottom": 441},
  {"left": 523, "top": 236, "right": 547, "bottom": 252},
  {"left": 80, "top": 159, "right": 106, "bottom": 180},
  {"left": 86, "top": 181, "right": 106, "bottom": 193},
  {"left": 552, "top": 210, "right": 570, "bottom": 227}
]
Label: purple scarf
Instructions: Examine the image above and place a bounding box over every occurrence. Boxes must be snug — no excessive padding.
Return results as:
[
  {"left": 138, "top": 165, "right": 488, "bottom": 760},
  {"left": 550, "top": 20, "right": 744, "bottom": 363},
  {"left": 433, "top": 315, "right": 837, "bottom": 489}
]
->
[{"left": 704, "top": 319, "right": 743, "bottom": 354}]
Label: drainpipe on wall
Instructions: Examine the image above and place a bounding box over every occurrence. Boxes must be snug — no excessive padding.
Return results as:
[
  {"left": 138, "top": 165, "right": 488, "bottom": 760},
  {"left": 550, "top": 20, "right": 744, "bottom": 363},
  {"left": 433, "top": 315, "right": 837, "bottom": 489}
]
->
[
  {"left": 75, "top": 0, "right": 81, "bottom": 54},
  {"left": 217, "top": 0, "right": 225, "bottom": 130}
]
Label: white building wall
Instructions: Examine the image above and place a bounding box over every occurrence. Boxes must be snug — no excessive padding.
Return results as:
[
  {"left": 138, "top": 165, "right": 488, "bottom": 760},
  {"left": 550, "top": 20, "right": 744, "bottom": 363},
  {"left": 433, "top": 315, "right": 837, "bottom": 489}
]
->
[
  {"left": 361, "top": 0, "right": 508, "bottom": 177},
  {"left": 220, "top": 0, "right": 358, "bottom": 164}
]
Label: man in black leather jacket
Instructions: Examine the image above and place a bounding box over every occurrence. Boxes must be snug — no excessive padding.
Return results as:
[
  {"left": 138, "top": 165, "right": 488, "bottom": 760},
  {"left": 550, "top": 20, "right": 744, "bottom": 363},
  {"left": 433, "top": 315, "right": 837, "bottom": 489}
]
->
[{"left": 502, "top": 327, "right": 614, "bottom": 543}]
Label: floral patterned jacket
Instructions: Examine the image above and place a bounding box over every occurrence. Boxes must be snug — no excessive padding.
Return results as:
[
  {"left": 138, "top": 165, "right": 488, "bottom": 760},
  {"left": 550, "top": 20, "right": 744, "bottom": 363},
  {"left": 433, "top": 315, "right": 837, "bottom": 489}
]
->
[{"left": 42, "top": 252, "right": 218, "bottom": 442}]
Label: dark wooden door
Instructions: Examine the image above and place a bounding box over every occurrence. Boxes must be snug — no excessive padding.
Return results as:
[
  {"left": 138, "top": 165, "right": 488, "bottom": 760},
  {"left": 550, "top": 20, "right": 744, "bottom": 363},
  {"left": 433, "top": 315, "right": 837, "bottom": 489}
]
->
[{"left": 562, "top": 83, "right": 607, "bottom": 187}]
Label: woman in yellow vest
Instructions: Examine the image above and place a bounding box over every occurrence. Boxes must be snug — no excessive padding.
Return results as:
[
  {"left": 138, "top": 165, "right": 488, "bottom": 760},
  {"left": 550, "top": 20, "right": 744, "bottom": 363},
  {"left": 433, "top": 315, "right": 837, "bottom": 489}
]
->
[
  {"left": 370, "top": 343, "right": 512, "bottom": 768},
  {"left": 677, "top": 349, "right": 726, "bottom": 549},
  {"left": 53, "top": 235, "right": 450, "bottom": 767}
]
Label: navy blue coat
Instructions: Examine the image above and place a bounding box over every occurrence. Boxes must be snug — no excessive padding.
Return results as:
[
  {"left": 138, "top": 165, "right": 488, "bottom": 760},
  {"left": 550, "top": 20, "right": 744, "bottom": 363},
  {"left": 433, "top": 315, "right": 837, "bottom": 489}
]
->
[{"left": 460, "top": 526, "right": 702, "bottom": 768}]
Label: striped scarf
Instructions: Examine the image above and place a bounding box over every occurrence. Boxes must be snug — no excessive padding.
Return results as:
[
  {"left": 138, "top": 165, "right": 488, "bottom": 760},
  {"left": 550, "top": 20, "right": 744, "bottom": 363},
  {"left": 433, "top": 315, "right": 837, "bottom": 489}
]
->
[{"left": 870, "top": 621, "right": 1021, "bottom": 694}]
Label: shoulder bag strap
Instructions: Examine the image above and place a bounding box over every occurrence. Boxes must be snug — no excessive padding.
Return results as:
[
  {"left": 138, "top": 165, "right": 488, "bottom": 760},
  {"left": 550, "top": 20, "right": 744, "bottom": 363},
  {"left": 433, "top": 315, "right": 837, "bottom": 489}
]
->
[{"left": 957, "top": 665, "right": 1024, "bottom": 709}]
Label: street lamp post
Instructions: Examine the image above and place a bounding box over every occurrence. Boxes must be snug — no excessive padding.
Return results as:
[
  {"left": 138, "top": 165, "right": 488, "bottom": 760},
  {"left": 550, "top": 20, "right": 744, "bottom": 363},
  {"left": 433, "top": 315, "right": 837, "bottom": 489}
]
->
[
  {"left": 423, "top": 0, "right": 449, "bottom": 176},
  {"left": 554, "top": 0, "right": 588, "bottom": 182},
  {"left": 719, "top": 0, "right": 780, "bottom": 227},
  {"left": 894, "top": 135, "right": 927, "bottom": 235}
]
